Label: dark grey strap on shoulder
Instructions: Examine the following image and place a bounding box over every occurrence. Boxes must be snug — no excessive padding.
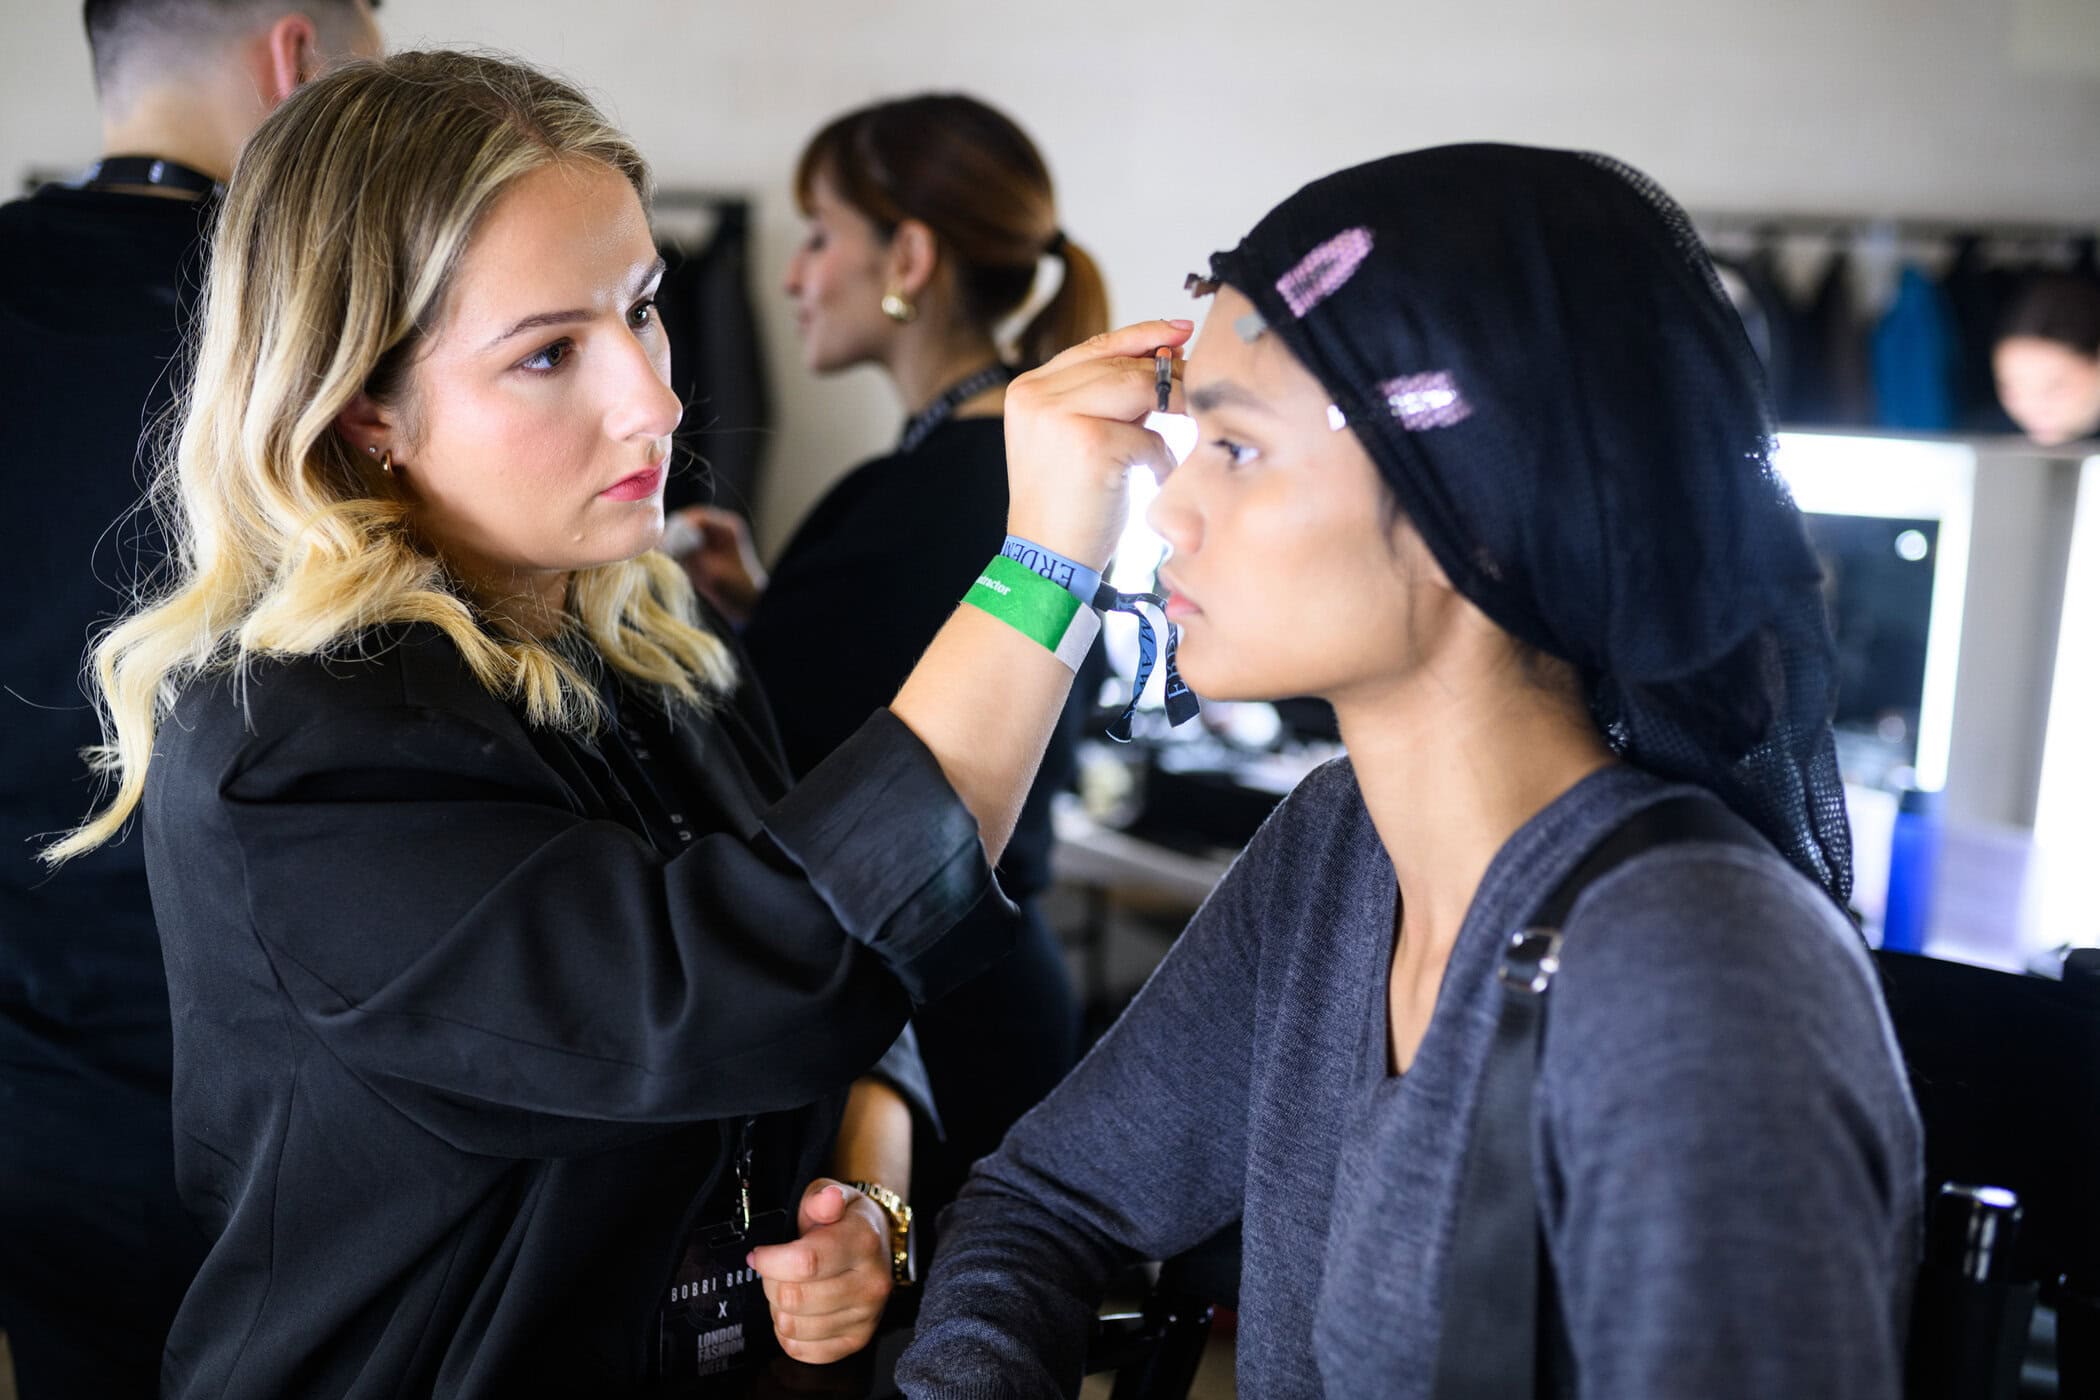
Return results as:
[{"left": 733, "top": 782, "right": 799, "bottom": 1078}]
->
[{"left": 1427, "top": 795, "right": 1766, "bottom": 1399}]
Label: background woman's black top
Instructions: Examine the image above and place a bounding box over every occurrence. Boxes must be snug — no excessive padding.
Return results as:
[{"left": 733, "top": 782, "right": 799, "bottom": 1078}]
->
[
  {"left": 739, "top": 417, "right": 1089, "bottom": 1217},
  {"left": 743, "top": 417, "right": 1090, "bottom": 899},
  {"left": 142, "top": 624, "right": 1003, "bottom": 1400}
]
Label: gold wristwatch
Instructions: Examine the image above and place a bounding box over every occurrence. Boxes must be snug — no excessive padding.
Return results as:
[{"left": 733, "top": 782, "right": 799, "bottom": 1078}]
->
[{"left": 851, "top": 1181, "right": 917, "bottom": 1287}]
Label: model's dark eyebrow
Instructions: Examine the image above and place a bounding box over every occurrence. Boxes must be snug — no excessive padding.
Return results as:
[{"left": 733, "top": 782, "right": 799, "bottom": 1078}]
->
[
  {"left": 482, "top": 256, "right": 667, "bottom": 351},
  {"left": 1186, "top": 379, "right": 1273, "bottom": 416}
]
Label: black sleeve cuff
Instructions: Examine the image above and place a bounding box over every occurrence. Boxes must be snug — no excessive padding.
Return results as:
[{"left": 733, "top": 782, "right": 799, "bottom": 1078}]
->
[{"left": 764, "top": 709, "right": 1017, "bottom": 1004}]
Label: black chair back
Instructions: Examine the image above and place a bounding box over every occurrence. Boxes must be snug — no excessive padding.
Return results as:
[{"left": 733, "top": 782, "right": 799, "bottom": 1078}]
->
[{"left": 1872, "top": 948, "right": 2100, "bottom": 1397}]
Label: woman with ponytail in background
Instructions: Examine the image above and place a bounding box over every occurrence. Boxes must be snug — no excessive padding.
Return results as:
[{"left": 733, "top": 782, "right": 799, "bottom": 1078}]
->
[{"left": 676, "top": 94, "right": 1109, "bottom": 1222}]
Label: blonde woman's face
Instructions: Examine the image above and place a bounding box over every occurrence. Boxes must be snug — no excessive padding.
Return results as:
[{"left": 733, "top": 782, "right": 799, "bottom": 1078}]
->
[{"left": 401, "top": 160, "right": 678, "bottom": 596}]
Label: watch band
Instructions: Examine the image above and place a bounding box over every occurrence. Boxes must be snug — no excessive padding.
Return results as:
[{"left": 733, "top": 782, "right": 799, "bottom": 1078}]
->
[{"left": 850, "top": 1181, "right": 916, "bottom": 1287}]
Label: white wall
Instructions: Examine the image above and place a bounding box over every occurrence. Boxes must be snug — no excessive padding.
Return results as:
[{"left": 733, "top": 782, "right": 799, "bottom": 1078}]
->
[
  {"left": 6, "top": 0, "right": 2098, "bottom": 554},
  {"left": 1946, "top": 447, "right": 2080, "bottom": 828}
]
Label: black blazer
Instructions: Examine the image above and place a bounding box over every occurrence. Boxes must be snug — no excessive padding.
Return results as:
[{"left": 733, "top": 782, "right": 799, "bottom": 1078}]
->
[{"left": 142, "top": 624, "right": 1003, "bottom": 1399}]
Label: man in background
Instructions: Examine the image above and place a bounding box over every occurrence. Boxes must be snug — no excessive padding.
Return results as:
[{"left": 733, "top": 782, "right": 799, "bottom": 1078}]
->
[{"left": 0, "top": 3, "right": 382, "bottom": 1394}]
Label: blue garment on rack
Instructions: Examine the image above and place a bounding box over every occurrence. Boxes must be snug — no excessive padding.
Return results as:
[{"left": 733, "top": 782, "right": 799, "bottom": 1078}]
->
[{"left": 1873, "top": 265, "right": 1959, "bottom": 431}]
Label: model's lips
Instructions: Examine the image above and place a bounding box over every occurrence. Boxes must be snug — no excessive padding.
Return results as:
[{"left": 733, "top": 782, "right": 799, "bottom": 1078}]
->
[
  {"left": 599, "top": 464, "right": 665, "bottom": 501},
  {"left": 1159, "top": 573, "right": 1201, "bottom": 621}
]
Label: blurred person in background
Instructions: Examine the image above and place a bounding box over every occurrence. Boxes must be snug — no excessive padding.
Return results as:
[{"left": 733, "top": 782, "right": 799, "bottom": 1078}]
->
[
  {"left": 1994, "top": 272, "right": 2100, "bottom": 447},
  {"left": 0, "top": 2, "right": 380, "bottom": 1394},
  {"left": 674, "top": 94, "right": 1108, "bottom": 1226}
]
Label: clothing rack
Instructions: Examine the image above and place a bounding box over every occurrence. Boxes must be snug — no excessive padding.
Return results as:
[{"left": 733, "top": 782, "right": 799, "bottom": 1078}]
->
[
  {"left": 1689, "top": 208, "right": 2097, "bottom": 436},
  {"left": 645, "top": 185, "right": 773, "bottom": 523},
  {"left": 650, "top": 187, "right": 753, "bottom": 259},
  {"left": 1695, "top": 209, "right": 2099, "bottom": 246}
]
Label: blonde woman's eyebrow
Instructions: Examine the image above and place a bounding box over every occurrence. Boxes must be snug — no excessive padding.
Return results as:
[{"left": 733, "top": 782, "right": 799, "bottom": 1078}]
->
[{"left": 482, "top": 256, "right": 668, "bottom": 351}]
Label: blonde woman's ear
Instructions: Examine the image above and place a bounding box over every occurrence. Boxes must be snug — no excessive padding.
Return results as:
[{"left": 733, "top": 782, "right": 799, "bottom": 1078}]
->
[{"left": 334, "top": 393, "right": 395, "bottom": 459}]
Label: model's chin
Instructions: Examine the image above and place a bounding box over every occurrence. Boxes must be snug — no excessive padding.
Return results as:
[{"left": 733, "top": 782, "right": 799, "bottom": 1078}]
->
[
  {"left": 1171, "top": 626, "right": 1324, "bottom": 708},
  {"left": 1169, "top": 628, "right": 1238, "bottom": 702}
]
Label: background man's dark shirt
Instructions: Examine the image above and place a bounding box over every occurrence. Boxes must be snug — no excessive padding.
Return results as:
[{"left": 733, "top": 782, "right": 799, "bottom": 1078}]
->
[{"left": 0, "top": 180, "right": 215, "bottom": 1394}]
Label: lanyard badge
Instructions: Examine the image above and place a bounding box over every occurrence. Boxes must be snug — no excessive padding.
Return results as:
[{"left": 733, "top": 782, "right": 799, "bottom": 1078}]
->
[{"left": 654, "top": 1118, "right": 790, "bottom": 1383}]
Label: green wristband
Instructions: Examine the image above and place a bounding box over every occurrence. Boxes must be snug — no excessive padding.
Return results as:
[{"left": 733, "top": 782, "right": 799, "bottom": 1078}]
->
[{"left": 963, "top": 554, "right": 1102, "bottom": 671}]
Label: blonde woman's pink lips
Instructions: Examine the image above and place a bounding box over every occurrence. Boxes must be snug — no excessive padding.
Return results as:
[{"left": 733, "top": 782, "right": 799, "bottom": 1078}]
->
[{"left": 600, "top": 465, "right": 665, "bottom": 501}]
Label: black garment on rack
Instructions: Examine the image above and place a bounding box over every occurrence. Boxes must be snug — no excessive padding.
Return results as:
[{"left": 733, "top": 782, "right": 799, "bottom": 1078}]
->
[
  {"left": 657, "top": 200, "right": 772, "bottom": 520},
  {"left": 1710, "top": 245, "right": 1793, "bottom": 409},
  {"left": 1787, "top": 245, "right": 1875, "bottom": 426},
  {"left": 1942, "top": 237, "right": 2022, "bottom": 434},
  {"left": 0, "top": 179, "right": 214, "bottom": 1400}
]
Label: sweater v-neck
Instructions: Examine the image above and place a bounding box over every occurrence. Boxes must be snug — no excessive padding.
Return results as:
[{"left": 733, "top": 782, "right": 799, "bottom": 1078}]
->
[{"left": 1357, "top": 763, "right": 1644, "bottom": 1096}]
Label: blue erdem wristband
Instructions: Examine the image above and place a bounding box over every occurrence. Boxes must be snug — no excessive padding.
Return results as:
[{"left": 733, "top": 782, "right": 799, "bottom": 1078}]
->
[
  {"left": 999, "top": 536, "right": 1107, "bottom": 609},
  {"left": 1002, "top": 534, "right": 1201, "bottom": 742}
]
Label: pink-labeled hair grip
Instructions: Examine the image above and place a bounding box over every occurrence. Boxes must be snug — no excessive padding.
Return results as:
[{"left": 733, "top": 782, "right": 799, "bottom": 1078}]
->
[
  {"left": 1275, "top": 226, "right": 1374, "bottom": 318},
  {"left": 1379, "top": 372, "right": 1472, "bottom": 430}
]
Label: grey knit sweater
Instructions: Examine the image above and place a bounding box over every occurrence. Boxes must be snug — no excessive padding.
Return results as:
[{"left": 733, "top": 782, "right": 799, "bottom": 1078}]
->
[{"left": 896, "top": 761, "right": 1921, "bottom": 1399}]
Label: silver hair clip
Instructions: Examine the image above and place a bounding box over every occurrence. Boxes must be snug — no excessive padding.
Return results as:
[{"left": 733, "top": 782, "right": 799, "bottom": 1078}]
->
[{"left": 1234, "top": 311, "right": 1268, "bottom": 343}]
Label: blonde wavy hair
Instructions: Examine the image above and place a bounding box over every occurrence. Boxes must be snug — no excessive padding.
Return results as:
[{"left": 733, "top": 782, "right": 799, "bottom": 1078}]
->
[{"left": 47, "top": 50, "right": 735, "bottom": 864}]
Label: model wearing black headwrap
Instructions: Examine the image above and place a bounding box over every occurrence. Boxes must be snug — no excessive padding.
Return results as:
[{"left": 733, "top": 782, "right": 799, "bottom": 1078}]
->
[
  {"left": 1202, "top": 144, "right": 1852, "bottom": 907},
  {"left": 899, "top": 146, "right": 1919, "bottom": 1399}
]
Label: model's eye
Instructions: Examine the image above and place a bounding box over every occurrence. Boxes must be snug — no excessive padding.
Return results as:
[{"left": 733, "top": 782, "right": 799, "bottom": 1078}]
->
[{"left": 1211, "top": 438, "right": 1260, "bottom": 468}]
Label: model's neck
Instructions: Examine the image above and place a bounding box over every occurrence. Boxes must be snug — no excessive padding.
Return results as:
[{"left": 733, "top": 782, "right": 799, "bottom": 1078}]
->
[{"left": 1334, "top": 662, "right": 1615, "bottom": 960}]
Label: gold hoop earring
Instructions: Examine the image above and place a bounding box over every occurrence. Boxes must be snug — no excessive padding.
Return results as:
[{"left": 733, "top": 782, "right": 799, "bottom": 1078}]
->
[
  {"left": 368, "top": 446, "right": 393, "bottom": 475},
  {"left": 880, "top": 289, "right": 917, "bottom": 324}
]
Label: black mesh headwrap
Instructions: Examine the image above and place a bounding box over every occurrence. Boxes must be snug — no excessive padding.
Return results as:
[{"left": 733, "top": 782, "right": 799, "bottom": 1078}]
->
[{"left": 1204, "top": 144, "right": 1851, "bottom": 906}]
